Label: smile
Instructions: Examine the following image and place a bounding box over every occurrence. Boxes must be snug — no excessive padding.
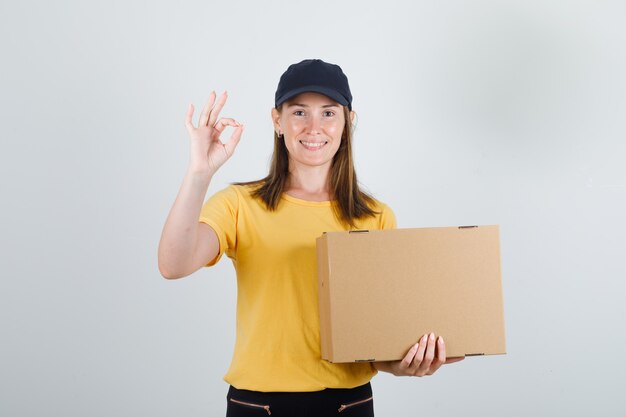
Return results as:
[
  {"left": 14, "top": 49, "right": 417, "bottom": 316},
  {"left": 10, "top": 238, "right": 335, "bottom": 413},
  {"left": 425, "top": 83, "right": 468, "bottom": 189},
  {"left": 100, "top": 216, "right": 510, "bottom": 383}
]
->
[{"left": 299, "top": 140, "right": 328, "bottom": 150}]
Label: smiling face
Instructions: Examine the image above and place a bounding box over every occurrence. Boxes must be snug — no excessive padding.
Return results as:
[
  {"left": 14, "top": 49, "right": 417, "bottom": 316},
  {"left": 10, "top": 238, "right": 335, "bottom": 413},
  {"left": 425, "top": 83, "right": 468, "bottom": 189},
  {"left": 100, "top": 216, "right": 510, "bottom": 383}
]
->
[{"left": 272, "top": 92, "right": 347, "bottom": 172}]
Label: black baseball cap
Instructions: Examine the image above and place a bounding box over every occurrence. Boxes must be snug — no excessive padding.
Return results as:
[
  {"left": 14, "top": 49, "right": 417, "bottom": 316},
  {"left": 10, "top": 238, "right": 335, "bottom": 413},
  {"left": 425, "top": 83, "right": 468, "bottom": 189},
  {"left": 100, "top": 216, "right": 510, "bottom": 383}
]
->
[{"left": 274, "top": 59, "right": 353, "bottom": 110}]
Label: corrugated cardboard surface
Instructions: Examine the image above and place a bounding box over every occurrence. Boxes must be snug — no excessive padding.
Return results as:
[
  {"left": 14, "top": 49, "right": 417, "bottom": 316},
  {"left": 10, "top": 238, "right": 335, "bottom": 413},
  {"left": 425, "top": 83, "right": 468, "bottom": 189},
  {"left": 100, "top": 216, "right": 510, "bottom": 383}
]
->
[{"left": 316, "top": 226, "right": 506, "bottom": 363}]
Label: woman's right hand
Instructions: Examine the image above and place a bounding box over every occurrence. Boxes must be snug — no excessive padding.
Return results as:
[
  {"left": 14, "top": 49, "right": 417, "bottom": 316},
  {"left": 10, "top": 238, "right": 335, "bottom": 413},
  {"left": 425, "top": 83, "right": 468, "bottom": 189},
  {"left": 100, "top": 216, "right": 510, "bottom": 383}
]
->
[{"left": 184, "top": 91, "right": 244, "bottom": 176}]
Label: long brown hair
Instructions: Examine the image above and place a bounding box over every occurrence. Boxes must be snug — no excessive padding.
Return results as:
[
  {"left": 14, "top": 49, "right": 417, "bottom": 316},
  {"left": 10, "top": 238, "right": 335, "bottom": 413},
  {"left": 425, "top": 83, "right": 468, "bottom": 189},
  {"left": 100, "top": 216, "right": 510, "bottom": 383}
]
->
[{"left": 237, "top": 105, "right": 377, "bottom": 228}]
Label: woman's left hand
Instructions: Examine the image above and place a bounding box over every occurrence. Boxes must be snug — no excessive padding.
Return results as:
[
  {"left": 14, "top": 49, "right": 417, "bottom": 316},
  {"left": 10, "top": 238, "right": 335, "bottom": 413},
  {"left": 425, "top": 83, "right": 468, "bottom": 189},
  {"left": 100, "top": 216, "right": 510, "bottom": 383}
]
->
[{"left": 373, "top": 333, "right": 465, "bottom": 377}]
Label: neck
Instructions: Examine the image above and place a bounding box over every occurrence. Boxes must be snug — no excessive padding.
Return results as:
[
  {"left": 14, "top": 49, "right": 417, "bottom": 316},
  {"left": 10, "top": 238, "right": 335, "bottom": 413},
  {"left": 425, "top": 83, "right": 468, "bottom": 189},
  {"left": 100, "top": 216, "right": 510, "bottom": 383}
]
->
[{"left": 285, "top": 161, "right": 332, "bottom": 201}]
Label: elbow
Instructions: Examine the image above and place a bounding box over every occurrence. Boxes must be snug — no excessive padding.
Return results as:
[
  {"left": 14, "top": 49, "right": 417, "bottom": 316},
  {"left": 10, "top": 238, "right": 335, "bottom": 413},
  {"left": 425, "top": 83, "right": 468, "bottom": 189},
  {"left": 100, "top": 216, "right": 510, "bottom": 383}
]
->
[
  {"left": 158, "top": 247, "right": 186, "bottom": 279},
  {"left": 158, "top": 264, "right": 176, "bottom": 280},
  {"left": 160, "top": 269, "right": 177, "bottom": 280},
  {"left": 158, "top": 247, "right": 202, "bottom": 280},
  {"left": 158, "top": 260, "right": 187, "bottom": 280}
]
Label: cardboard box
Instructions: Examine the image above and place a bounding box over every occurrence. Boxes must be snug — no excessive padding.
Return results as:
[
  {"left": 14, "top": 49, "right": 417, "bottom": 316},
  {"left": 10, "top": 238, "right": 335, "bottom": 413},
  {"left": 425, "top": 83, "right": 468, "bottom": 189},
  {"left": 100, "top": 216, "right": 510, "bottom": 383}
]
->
[{"left": 316, "top": 225, "right": 506, "bottom": 363}]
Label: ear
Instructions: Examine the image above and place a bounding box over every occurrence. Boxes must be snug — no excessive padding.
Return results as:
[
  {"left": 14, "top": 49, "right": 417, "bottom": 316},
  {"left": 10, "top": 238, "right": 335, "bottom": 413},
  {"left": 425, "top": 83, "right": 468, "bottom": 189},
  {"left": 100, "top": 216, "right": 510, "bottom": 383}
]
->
[
  {"left": 349, "top": 110, "right": 356, "bottom": 124},
  {"left": 271, "top": 107, "right": 282, "bottom": 135}
]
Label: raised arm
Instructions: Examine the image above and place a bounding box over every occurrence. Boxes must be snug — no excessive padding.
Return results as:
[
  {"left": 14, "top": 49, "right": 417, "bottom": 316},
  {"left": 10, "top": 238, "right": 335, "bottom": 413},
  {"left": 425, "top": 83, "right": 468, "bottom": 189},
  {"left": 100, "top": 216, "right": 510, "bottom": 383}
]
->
[{"left": 158, "top": 91, "right": 243, "bottom": 279}]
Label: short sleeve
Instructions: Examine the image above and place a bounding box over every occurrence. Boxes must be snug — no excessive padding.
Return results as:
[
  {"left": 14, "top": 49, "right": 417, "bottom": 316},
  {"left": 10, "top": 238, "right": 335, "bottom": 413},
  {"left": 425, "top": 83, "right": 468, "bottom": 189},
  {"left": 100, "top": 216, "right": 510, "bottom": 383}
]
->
[
  {"left": 378, "top": 203, "right": 397, "bottom": 230},
  {"left": 199, "top": 185, "right": 239, "bottom": 266}
]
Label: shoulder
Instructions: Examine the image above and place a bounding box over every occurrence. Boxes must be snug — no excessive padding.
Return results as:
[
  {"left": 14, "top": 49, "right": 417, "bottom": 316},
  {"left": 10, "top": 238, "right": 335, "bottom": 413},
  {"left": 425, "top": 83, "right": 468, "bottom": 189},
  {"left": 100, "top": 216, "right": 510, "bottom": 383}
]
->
[
  {"left": 207, "top": 183, "right": 269, "bottom": 211},
  {"left": 202, "top": 185, "right": 248, "bottom": 212},
  {"left": 369, "top": 197, "right": 397, "bottom": 229},
  {"left": 228, "top": 183, "right": 262, "bottom": 202},
  {"left": 201, "top": 184, "right": 263, "bottom": 224},
  {"left": 209, "top": 183, "right": 255, "bottom": 199}
]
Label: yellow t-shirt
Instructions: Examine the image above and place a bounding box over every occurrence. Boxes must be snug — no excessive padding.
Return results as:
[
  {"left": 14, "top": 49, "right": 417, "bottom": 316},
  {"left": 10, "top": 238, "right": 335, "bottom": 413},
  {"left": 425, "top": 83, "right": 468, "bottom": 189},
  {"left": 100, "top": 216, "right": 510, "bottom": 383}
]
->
[{"left": 199, "top": 184, "right": 397, "bottom": 392}]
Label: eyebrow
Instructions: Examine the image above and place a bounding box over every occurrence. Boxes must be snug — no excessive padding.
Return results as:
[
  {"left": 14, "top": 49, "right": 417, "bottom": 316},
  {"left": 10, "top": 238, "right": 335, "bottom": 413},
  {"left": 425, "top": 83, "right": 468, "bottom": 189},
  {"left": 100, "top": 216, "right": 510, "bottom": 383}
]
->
[{"left": 286, "top": 103, "right": 340, "bottom": 108}]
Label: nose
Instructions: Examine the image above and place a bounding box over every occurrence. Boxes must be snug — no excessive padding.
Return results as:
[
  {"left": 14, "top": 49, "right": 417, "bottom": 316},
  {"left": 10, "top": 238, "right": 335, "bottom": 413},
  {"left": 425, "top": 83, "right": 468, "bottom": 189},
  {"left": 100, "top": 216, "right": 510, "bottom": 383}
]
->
[{"left": 305, "top": 114, "right": 322, "bottom": 134}]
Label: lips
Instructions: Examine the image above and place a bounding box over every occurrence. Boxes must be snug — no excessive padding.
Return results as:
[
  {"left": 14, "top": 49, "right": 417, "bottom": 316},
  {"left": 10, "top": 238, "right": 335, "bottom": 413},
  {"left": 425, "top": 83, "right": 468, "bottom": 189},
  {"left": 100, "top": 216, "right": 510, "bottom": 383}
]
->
[{"left": 299, "top": 140, "right": 328, "bottom": 150}]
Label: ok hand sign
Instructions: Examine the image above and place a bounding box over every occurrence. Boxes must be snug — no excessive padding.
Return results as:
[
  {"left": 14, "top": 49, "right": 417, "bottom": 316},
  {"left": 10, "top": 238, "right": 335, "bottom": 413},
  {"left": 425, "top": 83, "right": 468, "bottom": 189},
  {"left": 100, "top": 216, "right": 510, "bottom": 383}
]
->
[{"left": 184, "top": 91, "right": 244, "bottom": 176}]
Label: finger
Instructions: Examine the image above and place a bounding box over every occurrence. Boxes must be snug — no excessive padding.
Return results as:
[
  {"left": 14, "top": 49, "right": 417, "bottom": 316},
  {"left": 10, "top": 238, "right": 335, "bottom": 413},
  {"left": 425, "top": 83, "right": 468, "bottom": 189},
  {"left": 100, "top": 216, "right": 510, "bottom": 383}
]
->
[
  {"left": 437, "top": 336, "right": 446, "bottom": 362},
  {"left": 400, "top": 342, "right": 419, "bottom": 369},
  {"left": 410, "top": 334, "right": 428, "bottom": 370},
  {"left": 213, "top": 118, "right": 240, "bottom": 133},
  {"left": 185, "top": 103, "right": 195, "bottom": 132},
  {"left": 223, "top": 124, "right": 244, "bottom": 157},
  {"left": 426, "top": 336, "right": 446, "bottom": 375},
  {"left": 417, "top": 333, "right": 436, "bottom": 375},
  {"left": 199, "top": 91, "right": 217, "bottom": 127},
  {"left": 208, "top": 91, "right": 228, "bottom": 127}
]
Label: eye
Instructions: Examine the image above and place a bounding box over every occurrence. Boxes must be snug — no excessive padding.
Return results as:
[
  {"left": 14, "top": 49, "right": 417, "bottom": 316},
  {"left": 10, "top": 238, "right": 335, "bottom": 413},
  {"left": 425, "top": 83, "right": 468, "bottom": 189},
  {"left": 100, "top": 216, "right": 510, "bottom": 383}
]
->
[
  {"left": 323, "top": 110, "right": 335, "bottom": 117},
  {"left": 293, "top": 110, "right": 305, "bottom": 116}
]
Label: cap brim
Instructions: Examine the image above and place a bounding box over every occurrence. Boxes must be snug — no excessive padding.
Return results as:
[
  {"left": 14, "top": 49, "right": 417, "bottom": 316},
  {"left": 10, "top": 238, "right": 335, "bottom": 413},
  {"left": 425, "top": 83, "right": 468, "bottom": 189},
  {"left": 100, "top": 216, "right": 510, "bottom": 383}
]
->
[{"left": 275, "top": 85, "right": 350, "bottom": 109}]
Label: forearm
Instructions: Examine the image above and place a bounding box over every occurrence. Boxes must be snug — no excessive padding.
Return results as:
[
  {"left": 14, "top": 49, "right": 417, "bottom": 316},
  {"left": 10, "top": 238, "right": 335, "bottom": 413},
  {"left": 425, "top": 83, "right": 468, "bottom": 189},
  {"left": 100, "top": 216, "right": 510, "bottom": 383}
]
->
[
  {"left": 158, "top": 169, "right": 213, "bottom": 278},
  {"left": 372, "top": 361, "right": 393, "bottom": 374}
]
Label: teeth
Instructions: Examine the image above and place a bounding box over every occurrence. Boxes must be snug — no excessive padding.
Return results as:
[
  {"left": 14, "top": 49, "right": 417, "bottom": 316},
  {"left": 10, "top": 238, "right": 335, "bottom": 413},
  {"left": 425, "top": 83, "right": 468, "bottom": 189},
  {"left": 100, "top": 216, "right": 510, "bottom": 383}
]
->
[{"left": 301, "top": 141, "right": 325, "bottom": 148}]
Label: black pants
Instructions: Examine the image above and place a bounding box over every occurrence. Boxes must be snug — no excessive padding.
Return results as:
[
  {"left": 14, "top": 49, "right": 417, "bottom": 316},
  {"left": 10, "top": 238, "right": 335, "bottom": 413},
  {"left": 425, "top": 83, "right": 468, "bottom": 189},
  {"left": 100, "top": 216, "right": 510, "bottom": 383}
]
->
[{"left": 226, "top": 382, "right": 374, "bottom": 417}]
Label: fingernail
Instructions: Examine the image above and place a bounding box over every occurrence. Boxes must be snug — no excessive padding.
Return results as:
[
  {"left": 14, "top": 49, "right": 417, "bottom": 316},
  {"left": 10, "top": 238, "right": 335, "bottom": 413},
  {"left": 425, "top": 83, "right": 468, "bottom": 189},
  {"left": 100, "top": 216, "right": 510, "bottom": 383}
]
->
[
  {"left": 438, "top": 336, "right": 444, "bottom": 344},
  {"left": 429, "top": 333, "right": 435, "bottom": 341},
  {"left": 421, "top": 334, "right": 428, "bottom": 342}
]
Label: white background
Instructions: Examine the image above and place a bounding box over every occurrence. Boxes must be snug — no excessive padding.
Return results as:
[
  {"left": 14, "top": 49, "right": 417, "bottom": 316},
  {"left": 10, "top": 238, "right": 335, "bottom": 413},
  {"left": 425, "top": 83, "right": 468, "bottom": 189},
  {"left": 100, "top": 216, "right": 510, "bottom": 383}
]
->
[{"left": 1, "top": 0, "right": 625, "bottom": 415}]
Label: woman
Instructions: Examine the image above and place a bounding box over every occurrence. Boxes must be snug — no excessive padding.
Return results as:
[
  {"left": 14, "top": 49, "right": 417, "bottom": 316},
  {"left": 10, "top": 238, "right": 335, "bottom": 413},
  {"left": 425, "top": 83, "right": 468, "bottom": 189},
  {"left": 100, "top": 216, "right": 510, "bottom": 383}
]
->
[{"left": 158, "top": 59, "right": 462, "bottom": 416}]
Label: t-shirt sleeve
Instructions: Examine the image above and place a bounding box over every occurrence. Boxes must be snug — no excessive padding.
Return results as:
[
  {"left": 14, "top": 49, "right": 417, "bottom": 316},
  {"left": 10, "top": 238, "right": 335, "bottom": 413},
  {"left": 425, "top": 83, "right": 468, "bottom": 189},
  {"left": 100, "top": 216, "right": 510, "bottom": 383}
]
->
[
  {"left": 378, "top": 203, "right": 397, "bottom": 230},
  {"left": 198, "top": 185, "right": 239, "bottom": 266}
]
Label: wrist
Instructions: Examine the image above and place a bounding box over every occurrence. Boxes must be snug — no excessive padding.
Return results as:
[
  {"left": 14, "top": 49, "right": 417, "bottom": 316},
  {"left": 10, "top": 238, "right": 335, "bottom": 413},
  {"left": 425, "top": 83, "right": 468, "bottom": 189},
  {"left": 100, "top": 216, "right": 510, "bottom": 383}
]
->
[
  {"left": 372, "top": 361, "right": 388, "bottom": 373},
  {"left": 185, "top": 167, "right": 214, "bottom": 183},
  {"left": 182, "top": 169, "right": 213, "bottom": 194}
]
